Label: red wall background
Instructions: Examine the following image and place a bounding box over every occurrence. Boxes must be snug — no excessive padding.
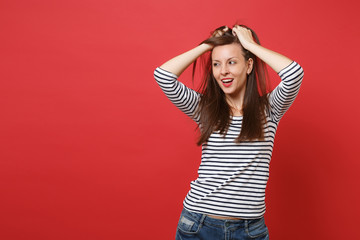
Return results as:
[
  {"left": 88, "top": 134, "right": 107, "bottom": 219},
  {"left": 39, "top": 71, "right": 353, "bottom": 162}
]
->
[{"left": 1, "top": 0, "right": 360, "bottom": 239}]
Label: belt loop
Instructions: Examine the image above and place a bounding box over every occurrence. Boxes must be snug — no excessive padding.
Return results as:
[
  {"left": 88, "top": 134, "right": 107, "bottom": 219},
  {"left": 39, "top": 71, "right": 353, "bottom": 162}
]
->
[
  {"left": 199, "top": 213, "right": 206, "bottom": 227},
  {"left": 244, "top": 219, "right": 249, "bottom": 229}
]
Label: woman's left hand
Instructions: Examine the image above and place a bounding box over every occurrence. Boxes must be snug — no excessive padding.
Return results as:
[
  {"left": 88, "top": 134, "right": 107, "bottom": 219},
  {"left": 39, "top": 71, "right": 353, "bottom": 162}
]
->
[{"left": 232, "top": 25, "right": 257, "bottom": 50}]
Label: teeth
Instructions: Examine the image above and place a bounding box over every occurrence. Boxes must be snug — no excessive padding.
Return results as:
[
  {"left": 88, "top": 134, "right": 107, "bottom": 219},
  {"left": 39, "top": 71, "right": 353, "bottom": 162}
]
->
[{"left": 222, "top": 79, "right": 233, "bottom": 83}]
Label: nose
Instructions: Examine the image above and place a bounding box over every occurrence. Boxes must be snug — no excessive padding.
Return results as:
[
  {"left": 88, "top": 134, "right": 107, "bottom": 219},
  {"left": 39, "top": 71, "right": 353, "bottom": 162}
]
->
[{"left": 220, "top": 65, "right": 229, "bottom": 75}]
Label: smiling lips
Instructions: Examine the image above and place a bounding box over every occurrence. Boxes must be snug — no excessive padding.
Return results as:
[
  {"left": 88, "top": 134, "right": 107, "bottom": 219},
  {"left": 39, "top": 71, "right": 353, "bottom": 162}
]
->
[{"left": 221, "top": 78, "right": 234, "bottom": 87}]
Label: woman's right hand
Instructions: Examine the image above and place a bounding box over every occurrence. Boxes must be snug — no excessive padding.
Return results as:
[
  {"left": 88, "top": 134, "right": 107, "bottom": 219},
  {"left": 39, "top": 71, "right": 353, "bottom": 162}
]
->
[
  {"left": 159, "top": 26, "right": 231, "bottom": 77},
  {"left": 211, "top": 26, "right": 229, "bottom": 37}
]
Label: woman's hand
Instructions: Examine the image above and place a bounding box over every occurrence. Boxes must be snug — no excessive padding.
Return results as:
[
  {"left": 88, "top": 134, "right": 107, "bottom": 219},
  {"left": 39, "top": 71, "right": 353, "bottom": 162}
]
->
[
  {"left": 211, "top": 26, "right": 229, "bottom": 37},
  {"left": 232, "top": 25, "right": 257, "bottom": 50},
  {"left": 232, "top": 25, "right": 292, "bottom": 73}
]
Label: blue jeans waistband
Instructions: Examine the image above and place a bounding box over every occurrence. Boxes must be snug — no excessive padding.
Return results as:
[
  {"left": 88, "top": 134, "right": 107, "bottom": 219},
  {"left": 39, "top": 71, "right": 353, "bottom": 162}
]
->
[{"left": 181, "top": 207, "right": 263, "bottom": 228}]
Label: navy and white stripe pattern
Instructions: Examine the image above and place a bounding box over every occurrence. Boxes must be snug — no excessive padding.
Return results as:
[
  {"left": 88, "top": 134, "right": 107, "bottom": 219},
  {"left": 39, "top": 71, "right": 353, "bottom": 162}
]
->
[
  {"left": 154, "top": 61, "right": 304, "bottom": 219},
  {"left": 154, "top": 67, "right": 201, "bottom": 122}
]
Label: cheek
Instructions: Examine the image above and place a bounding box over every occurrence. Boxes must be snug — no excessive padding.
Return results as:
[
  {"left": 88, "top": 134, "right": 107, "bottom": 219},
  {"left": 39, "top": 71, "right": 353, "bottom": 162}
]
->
[
  {"left": 211, "top": 67, "right": 217, "bottom": 76},
  {"left": 233, "top": 67, "right": 247, "bottom": 77},
  {"left": 212, "top": 68, "right": 220, "bottom": 80},
  {"left": 211, "top": 71, "right": 222, "bottom": 87}
]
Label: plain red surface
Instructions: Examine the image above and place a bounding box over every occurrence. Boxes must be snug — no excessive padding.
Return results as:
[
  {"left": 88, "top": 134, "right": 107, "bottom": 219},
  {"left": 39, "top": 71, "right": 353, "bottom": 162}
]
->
[{"left": 1, "top": 0, "right": 360, "bottom": 239}]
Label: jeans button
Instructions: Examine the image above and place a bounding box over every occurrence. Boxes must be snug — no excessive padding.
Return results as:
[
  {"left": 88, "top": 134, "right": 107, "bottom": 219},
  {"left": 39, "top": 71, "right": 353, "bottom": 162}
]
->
[{"left": 225, "top": 222, "right": 230, "bottom": 227}]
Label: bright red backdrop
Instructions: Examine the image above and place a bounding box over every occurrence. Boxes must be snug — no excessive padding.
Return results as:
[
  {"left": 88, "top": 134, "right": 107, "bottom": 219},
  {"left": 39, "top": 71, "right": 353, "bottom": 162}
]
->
[{"left": 1, "top": 0, "right": 360, "bottom": 239}]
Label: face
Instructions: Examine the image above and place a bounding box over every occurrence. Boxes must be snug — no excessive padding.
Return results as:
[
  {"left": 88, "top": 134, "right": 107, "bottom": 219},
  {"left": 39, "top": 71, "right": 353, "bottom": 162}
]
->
[{"left": 211, "top": 43, "right": 253, "bottom": 99}]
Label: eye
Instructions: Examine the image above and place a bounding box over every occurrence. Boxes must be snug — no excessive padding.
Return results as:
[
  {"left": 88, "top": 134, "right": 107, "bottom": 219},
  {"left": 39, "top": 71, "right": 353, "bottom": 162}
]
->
[
  {"left": 229, "top": 60, "right": 236, "bottom": 65},
  {"left": 213, "top": 62, "right": 220, "bottom": 67}
]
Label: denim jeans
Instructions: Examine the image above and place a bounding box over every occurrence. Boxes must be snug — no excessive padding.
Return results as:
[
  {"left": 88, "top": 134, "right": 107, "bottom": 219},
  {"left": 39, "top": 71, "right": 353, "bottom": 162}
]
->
[{"left": 175, "top": 208, "right": 269, "bottom": 240}]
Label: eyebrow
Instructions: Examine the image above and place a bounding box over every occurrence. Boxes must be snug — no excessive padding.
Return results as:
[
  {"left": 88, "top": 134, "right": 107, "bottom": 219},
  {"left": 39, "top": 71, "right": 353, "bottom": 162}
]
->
[{"left": 212, "top": 57, "right": 238, "bottom": 62}]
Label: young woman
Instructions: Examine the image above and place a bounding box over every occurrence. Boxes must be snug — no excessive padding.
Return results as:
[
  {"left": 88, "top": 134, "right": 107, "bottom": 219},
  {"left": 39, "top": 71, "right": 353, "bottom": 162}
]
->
[{"left": 154, "top": 25, "right": 304, "bottom": 240}]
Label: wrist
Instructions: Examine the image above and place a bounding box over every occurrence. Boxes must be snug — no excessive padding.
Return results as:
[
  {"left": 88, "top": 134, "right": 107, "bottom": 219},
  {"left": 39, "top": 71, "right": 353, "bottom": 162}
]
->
[
  {"left": 243, "top": 41, "right": 259, "bottom": 52},
  {"left": 200, "top": 43, "right": 213, "bottom": 51}
]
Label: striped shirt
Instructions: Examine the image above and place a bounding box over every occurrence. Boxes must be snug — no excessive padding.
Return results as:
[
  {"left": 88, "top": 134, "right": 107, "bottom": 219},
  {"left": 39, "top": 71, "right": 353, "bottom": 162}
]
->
[{"left": 154, "top": 61, "right": 304, "bottom": 219}]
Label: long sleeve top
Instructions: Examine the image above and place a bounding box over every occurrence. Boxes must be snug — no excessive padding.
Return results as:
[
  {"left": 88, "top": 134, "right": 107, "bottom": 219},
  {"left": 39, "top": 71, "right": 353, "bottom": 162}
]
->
[{"left": 154, "top": 61, "right": 304, "bottom": 219}]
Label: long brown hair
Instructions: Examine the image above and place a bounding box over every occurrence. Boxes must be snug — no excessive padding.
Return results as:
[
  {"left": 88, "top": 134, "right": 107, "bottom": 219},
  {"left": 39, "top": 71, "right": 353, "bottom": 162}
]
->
[{"left": 194, "top": 25, "right": 270, "bottom": 145}]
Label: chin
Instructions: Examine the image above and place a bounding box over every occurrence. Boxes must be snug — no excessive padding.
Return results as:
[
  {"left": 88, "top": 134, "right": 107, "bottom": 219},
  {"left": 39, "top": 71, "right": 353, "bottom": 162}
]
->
[{"left": 223, "top": 89, "right": 236, "bottom": 95}]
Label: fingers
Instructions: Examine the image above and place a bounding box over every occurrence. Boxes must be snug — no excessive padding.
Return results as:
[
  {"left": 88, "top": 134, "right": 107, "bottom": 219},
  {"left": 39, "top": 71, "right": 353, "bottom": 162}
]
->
[
  {"left": 211, "top": 25, "right": 251, "bottom": 38},
  {"left": 214, "top": 30, "right": 222, "bottom": 37},
  {"left": 232, "top": 25, "right": 248, "bottom": 36},
  {"left": 231, "top": 25, "right": 256, "bottom": 49},
  {"left": 232, "top": 26, "right": 254, "bottom": 43},
  {"left": 212, "top": 26, "right": 229, "bottom": 37}
]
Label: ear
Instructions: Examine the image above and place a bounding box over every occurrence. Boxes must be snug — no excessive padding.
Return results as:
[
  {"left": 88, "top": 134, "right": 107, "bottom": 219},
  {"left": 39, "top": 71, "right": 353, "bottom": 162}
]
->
[{"left": 247, "top": 58, "right": 254, "bottom": 75}]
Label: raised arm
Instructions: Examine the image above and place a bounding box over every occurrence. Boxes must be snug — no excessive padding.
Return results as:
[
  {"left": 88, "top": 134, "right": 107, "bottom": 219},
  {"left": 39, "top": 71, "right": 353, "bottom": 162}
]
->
[
  {"left": 160, "top": 43, "right": 213, "bottom": 76},
  {"left": 232, "top": 25, "right": 304, "bottom": 122},
  {"left": 232, "top": 25, "right": 292, "bottom": 73},
  {"left": 159, "top": 27, "right": 230, "bottom": 76},
  {"left": 155, "top": 35, "right": 216, "bottom": 122}
]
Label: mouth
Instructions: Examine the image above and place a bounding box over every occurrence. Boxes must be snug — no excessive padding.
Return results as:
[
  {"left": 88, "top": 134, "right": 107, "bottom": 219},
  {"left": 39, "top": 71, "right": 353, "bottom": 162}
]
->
[{"left": 221, "top": 78, "right": 234, "bottom": 87}]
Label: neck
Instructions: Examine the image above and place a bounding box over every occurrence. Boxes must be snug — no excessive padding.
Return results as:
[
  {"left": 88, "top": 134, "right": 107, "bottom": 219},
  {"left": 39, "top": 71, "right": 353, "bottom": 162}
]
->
[
  {"left": 226, "top": 97, "right": 244, "bottom": 117},
  {"left": 225, "top": 87, "right": 246, "bottom": 111}
]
